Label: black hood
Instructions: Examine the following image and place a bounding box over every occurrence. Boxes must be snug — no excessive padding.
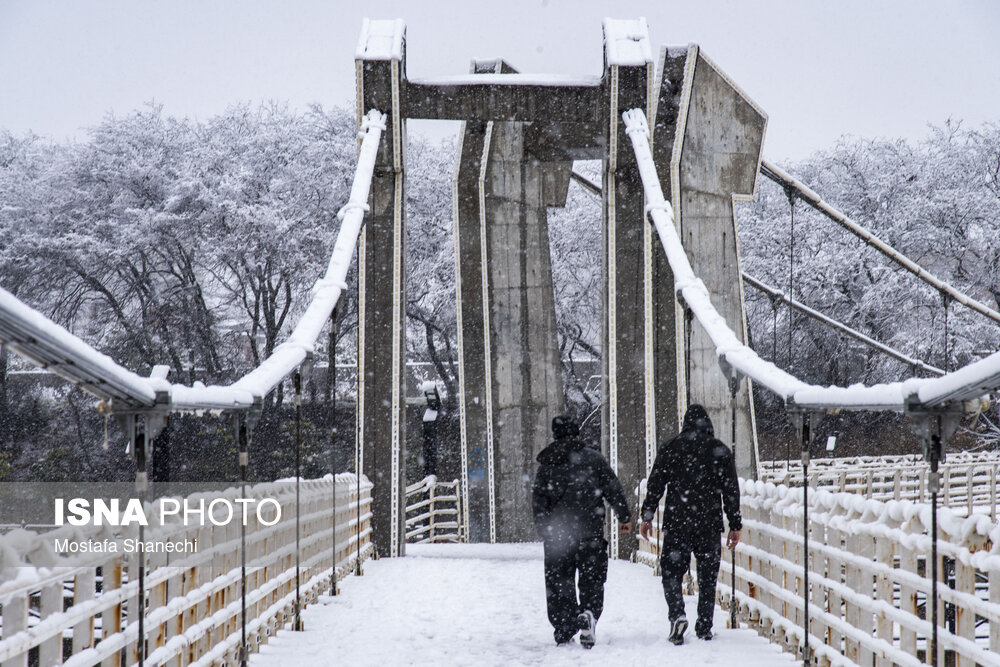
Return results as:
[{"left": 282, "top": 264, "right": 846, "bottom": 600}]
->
[
  {"left": 682, "top": 404, "right": 714, "bottom": 437},
  {"left": 537, "top": 436, "right": 585, "bottom": 465}
]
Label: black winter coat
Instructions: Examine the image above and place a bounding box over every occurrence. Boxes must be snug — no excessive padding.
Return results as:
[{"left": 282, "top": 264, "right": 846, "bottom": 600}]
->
[
  {"left": 532, "top": 436, "right": 632, "bottom": 545},
  {"left": 640, "top": 405, "right": 742, "bottom": 537}
]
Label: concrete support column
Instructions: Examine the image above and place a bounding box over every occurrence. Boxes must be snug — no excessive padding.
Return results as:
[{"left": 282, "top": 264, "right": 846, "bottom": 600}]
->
[
  {"left": 652, "top": 44, "right": 766, "bottom": 480},
  {"left": 454, "top": 61, "right": 495, "bottom": 543},
  {"left": 483, "top": 122, "right": 566, "bottom": 542},
  {"left": 455, "top": 60, "right": 568, "bottom": 542},
  {"left": 601, "top": 19, "right": 654, "bottom": 560},
  {"left": 356, "top": 19, "right": 407, "bottom": 557}
]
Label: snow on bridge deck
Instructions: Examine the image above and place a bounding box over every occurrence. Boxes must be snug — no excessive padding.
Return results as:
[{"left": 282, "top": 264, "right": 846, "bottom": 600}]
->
[{"left": 251, "top": 543, "right": 794, "bottom": 666}]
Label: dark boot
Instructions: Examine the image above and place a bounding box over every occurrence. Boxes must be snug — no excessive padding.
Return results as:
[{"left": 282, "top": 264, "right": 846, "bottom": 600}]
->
[
  {"left": 668, "top": 617, "right": 688, "bottom": 645},
  {"left": 578, "top": 610, "right": 596, "bottom": 649}
]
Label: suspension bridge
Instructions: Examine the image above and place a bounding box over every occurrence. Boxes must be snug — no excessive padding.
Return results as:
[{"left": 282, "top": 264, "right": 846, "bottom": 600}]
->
[{"left": 1, "top": 17, "right": 1000, "bottom": 667}]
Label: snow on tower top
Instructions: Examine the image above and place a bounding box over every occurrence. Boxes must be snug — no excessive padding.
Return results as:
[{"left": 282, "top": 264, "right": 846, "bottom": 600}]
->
[
  {"left": 356, "top": 18, "right": 405, "bottom": 61},
  {"left": 603, "top": 18, "right": 652, "bottom": 66}
]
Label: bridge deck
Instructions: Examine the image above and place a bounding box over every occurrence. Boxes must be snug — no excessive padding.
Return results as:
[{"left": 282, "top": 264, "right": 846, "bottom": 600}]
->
[{"left": 251, "top": 543, "right": 794, "bottom": 666}]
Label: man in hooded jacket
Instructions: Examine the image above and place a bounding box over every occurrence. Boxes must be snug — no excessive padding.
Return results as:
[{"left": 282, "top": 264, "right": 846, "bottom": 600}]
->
[
  {"left": 532, "top": 415, "right": 632, "bottom": 648},
  {"left": 639, "top": 404, "right": 742, "bottom": 644}
]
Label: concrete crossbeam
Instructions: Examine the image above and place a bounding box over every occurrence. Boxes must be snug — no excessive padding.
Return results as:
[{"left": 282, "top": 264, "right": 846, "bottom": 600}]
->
[{"left": 407, "top": 81, "right": 601, "bottom": 123}]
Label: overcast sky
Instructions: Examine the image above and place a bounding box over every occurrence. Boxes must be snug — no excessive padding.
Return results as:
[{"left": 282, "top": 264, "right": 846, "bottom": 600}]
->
[{"left": 1, "top": 0, "right": 998, "bottom": 161}]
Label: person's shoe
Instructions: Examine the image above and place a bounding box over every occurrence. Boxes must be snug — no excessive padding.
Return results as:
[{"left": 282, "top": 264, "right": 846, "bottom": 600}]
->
[
  {"left": 696, "top": 629, "right": 713, "bottom": 641},
  {"left": 668, "top": 617, "right": 688, "bottom": 645},
  {"left": 556, "top": 637, "right": 576, "bottom": 647},
  {"left": 578, "top": 610, "right": 596, "bottom": 649}
]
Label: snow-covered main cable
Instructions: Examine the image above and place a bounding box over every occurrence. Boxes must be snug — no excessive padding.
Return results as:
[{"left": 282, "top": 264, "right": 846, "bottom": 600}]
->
[
  {"left": 0, "top": 288, "right": 159, "bottom": 407},
  {"left": 0, "top": 109, "right": 388, "bottom": 413},
  {"left": 621, "top": 108, "right": 1000, "bottom": 412},
  {"left": 622, "top": 108, "right": 807, "bottom": 401},
  {"left": 191, "top": 108, "right": 388, "bottom": 410}
]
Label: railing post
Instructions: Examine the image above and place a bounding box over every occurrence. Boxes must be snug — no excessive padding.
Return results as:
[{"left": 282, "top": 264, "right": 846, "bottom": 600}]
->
[
  {"left": 293, "top": 369, "right": 304, "bottom": 631},
  {"left": 135, "top": 426, "right": 148, "bottom": 667},
  {"left": 927, "top": 427, "right": 942, "bottom": 667},
  {"left": 330, "top": 305, "right": 339, "bottom": 595},
  {"left": 966, "top": 464, "right": 974, "bottom": 517},
  {"left": 991, "top": 465, "right": 997, "bottom": 522},
  {"left": 727, "top": 372, "right": 739, "bottom": 630},
  {"left": 456, "top": 479, "right": 465, "bottom": 542},
  {"left": 38, "top": 581, "right": 62, "bottom": 665},
  {"left": 799, "top": 412, "right": 812, "bottom": 667},
  {"left": 942, "top": 466, "right": 951, "bottom": 508},
  {"left": 429, "top": 482, "right": 437, "bottom": 543},
  {"left": 990, "top": 563, "right": 1000, "bottom": 654},
  {"left": 237, "top": 415, "right": 250, "bottom": 667},
  {"left": 1, "top": 593, "right": 29, "bottom": 667},
  {"left": 355, "top": 468, "right": 363, "bottom": 576}
]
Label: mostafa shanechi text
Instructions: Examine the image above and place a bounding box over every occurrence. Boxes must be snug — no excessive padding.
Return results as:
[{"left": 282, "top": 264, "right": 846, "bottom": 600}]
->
[{"left": 53, "top": 537, "right": 199, "bottom": 554}]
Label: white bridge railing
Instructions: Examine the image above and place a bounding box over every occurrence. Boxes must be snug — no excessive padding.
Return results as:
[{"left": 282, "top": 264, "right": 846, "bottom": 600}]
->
[
  {"left": 727, "top": 481, "right": 1000, "bottom": 666},
  {"left": 404, "top": 476, "right": 464, "bottom": 544},
  {"left": 0, "top": 474, "right": 373, "bottom": 667},
  {"left": 761, "top": 452, "right": 1000, "bottom": 520},
  {"left": 637, "top": 477, "right": 1000, "bottom": 666}
]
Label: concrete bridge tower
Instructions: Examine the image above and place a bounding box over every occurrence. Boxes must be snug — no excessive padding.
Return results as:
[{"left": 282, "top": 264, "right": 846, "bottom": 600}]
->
[{"left": 355, "top": 19, "right": 763, "bottom": 557}]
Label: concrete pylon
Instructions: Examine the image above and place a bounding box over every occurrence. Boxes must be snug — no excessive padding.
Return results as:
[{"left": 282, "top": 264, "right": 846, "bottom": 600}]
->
[
  {"left": 652, "top": 45, "right": 765, "bottom": 480},
  {"left": 453, "top": 60, "right": 499, "bottom": 544},
  {"left": 356, "top": 19, "right": 407, "bottom": 557},
  {"left": 455, "top": 59, "right": 568, "bottom": 542},
  {"left": 483, "top": 122, "right": 567, "bottom": 542},
  {"left": 601, "top": 19, "right": 654, "bottom": 560}
]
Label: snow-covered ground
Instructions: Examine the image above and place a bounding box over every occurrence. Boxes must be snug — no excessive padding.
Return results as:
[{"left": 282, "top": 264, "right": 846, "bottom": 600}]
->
[{"left": 251, "top": 542, "right": 795, "bottom": 666}]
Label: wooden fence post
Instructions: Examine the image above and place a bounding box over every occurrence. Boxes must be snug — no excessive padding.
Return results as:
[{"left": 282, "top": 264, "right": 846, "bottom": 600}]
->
[{"left": 1, "top": 593, "right": 29, "bottom": 667}]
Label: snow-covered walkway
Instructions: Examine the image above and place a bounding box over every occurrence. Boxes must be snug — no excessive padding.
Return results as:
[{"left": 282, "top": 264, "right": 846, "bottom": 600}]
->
[{"left": 251, "top": 543, "right": 795, "bottom": 666}]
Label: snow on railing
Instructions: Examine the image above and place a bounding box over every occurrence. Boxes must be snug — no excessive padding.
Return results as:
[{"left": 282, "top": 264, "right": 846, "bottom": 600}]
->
[
  {"left": 0, "top": 474, "right": 374, "bottom": 666},
  {"left": 762, "top": 451, "right": 1000, "bottom": 473},
  {"left": 404, "top": 476, "right": 464, "bottom": 544},
  {"left": 621, "top": 107, "right": 1000, "bottom": 413},
  {"left": 761, "top": 452, "right": 1000, "bottom": 520},
  {"left": 727, "top": 481, "right": 1000, "bottom": 667},
  {"left": 0, "top": 109, "right": 387, "bottom": 413},
  {"left": 637, "top": 478, "right": 1000, "bottom": 666}
]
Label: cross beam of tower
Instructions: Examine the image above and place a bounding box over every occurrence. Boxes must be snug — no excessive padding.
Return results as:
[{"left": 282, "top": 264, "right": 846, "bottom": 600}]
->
[{"left": 355, "top": 19, "right": 764, "bottom": 559}]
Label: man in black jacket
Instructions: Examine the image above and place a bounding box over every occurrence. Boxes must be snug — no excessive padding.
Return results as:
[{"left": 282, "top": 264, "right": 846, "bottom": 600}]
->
[
  {"left": 639, "top": 404, "right": 742, "bottom": 645},
  {"left": 532, "top": 415, "right": 632, "bottom": 648}
]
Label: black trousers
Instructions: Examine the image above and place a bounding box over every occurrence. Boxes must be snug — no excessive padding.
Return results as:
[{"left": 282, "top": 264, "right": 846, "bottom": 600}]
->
[
  {"left": 659, "top": 532, "right": 722, "bottom": 635},
  {"left": 543, "top": 536, "right": 608, "bottom": 643}
]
